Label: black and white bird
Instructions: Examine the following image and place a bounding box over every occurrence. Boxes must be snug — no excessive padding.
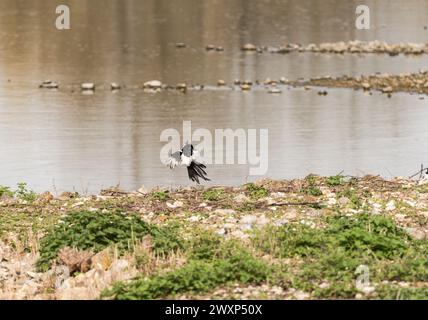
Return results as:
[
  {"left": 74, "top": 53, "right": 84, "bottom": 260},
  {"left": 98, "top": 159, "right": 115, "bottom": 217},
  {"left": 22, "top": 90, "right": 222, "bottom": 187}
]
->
[{"left": 166, "top": 144, "right": 210, "bottom": 183}]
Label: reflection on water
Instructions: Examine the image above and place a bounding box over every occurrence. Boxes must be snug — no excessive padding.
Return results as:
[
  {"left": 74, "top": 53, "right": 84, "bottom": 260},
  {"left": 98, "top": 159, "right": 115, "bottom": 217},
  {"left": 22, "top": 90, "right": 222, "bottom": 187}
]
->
[{"left": 1, "top": 0, "right": 428, "bottom": 192}]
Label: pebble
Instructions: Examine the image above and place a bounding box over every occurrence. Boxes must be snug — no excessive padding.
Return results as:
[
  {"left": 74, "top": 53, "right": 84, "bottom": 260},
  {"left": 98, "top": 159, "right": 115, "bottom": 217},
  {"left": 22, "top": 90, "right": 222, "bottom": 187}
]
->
[
  {"left": 81, "top": 83, "right": 95, "bottom": 91},
  {"left": 279, "top": 77, "right": 288, "bottom": 84},
  {"left": 137, "top": 186, "right": 148, "bottom": 195},
  {"left": 233, "top": 194, "right": 250, "bottom": 203},
  {"left": 385, "top": 200, "right": 396, "bottom": 211},
  {"left": 216, "top": 228, "right": 226, "bottom": 236},
  {"left": 167, "top": 201, "right": 184, "bottom": 209},
  {"left": 359, "top": 286, "right": 376, "bottom": 295},
  {"left": 241, "top": 44, "right": 257, "bottom": 51},
  {"left": 381, "top": 86, "right": 393, "bottom": 93},
  {"left": 231, "top": 230, "right": 247, "bottom": 239},
  {"left": 294, "top": 290, "right": 310, "bottom": 300},
  {"left": 214, "top": 209, "right": 236, "bottom": 215},
  {"left": 338, "top": 197, "right": 350, "bottom": 206},
  {"left": 395, "top": 213, "right": 406, "bottom": 221},
  {"left": 257, "top": 216, "right": 270, "bottom": 226},
  {"left": 284, "top": 208, "right": 298, "bottom": 220},
  {"left": 240, "top": 215, "right": 257, "bottom": 225},
  {"left": 327, "top": 197, "right": 337, "bottom": 206},
  {"left": 39, "top": 80, "right": 59, "bottom": 89},
  {"left": 187, "top": 216, "right": 201, "bottom": 222},
  {"left": 176, "top": 83, "right": 187, "bottom": 92},
  {"left": 268, "top": 87, "right": 282, "bottom": 94},
  {"left": 404, "top": 227, "right": 426, "bottom": 240},
  {"left": 110, "top": 83, "right": 121, "bottom": 90},
  {"left": 143, "top": 80, "right": 162, "bottom": 90},
  {"left": 362, "top": 82, "right": 371, "bottom": 90}
]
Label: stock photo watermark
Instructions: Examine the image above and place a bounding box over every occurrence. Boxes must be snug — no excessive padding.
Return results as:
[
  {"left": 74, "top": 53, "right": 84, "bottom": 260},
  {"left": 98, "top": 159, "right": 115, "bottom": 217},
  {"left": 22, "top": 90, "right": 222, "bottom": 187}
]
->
[
  {"left": 356, "top": 5, "right": 370, "bottom": 30},
  {"left": 53, "top": 4, "right": 370, "bottom": 31},
  {"left": 160, "top": 121, "right": 269, "bottom": 176},
  {"left": 55, "top": 5, "right": 70, "bottom": 30},
  {"left": 355, "top": 264, "right": 375, "bottom": 295},
  {"left": 355, "top": 264, "right": 370, "bottom": 289}
]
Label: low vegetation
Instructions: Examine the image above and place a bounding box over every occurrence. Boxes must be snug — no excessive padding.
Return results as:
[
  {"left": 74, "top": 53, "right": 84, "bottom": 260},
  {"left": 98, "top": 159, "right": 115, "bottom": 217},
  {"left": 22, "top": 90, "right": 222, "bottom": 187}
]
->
[
  {"left": 36, "top": 211, "right": 181, "bottom": 271},
  {"left": 254, "top": 213, "right": 428, "bottom": 299},
  {"left": 103, "top": 236, "right": 271, "bottom": 299},
  {"left": 0, "top": 175, "right": 427, "bottom": 300}
]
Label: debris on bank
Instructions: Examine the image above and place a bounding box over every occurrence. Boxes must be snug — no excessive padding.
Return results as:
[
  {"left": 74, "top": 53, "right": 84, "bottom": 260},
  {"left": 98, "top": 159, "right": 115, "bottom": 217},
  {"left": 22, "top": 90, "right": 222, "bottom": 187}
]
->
[
  {"left": 1, "top": 175, "right": 427, "bottom": 300},
  {"left": 242, "top": 40, "right": 428, "bottom": 55},
  {"left": 294, "top": 71, "right": 428, "bottom": 95}
]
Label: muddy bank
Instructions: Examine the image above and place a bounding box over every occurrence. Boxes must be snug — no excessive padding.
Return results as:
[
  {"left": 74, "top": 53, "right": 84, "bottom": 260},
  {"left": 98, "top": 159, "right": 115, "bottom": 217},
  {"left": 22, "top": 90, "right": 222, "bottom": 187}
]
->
[
  {"left": 291, "top": 71, "right": 428, "bottom": 95},
  {"left": 242, "top": 40, "right": 428, "bottom": 55}
]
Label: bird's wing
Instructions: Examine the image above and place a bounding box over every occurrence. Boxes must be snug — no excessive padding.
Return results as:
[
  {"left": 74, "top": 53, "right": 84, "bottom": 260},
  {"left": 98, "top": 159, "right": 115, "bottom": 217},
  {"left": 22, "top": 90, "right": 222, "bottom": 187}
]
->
[
  {"left": 187, "top": 161, "right": 210, "bottom": 184},
  {"left": 166, "top": 151, "right": 182, "bottom": 169}
]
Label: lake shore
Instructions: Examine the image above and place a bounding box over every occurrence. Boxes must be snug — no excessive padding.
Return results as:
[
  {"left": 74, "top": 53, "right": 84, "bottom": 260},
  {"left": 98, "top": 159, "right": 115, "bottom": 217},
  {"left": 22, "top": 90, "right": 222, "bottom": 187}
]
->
[
  {"left": 1, "top": 174, "right": 427, "bottom": 300},
  {"left": 293, "top": 70, "right": 428, "bottom": 96}
]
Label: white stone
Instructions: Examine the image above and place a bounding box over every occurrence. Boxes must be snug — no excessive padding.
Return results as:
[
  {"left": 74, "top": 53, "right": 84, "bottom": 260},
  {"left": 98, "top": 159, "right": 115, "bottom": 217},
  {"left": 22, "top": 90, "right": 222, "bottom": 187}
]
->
[
  {"left": 294, "top": 290, "right": 310, "bottom": 300},
  {"left": 386, "top": 201, "right": 396, "bottom": 211},
  {"left": 214, "top": 209, "right": 236, "bottom": 215},
  {"left": 233, "top": 194, "right": 250, "bottom": 203},
  {"left": 187, "top": 216, "right": 200, "bottom": 222},
  {"left": 240, "top": 215, "right": 257, "bottom": 225},
  {"left": 167, "top": 201, "right": 184, "bottom": 209},
  {"left": 81, "top": 83, "right": 95, "bottom": 90},
  {"left": 143, "top": 80, "right": 162, "bottom": 89}
]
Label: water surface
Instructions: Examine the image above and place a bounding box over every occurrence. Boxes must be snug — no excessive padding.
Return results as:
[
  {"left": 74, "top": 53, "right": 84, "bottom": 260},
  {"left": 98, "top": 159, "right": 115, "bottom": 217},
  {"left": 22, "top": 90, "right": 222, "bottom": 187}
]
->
[{"left": 1, "top": 0, "right": 428, "bottom": 192}]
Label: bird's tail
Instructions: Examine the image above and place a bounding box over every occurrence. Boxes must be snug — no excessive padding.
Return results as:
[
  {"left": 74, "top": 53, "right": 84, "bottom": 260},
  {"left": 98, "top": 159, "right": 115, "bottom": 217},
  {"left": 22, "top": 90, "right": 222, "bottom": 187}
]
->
[{"left": 187, "top": 161, "right": 210, "bottom": 184}]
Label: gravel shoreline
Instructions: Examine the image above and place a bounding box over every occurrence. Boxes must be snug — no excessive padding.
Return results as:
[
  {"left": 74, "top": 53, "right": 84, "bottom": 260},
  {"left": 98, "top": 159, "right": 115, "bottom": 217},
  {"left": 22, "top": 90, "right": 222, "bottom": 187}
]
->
[
  {"left": 1, "top": 175, "right": 427, "bottom": 300},
  {"left": 242, "top": 40, "right": 428, "bottom": 55},
  {"left": 294, "top": 71, "right": 428, "bottom": 96}
]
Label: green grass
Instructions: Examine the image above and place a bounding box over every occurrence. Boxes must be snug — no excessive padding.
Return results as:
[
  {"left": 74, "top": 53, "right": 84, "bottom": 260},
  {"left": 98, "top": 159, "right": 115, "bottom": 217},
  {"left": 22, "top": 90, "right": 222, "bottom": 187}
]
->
[
  {"left": 301, "top": 175, "right": 323, "bottom": 196},
  {"left": 253, "top": 213, "right": 428, "bottom": 299},
  {"left": 0, "top": 211, "right": 59, "bottom": 247},
  {"left": 15, "top": 182, "right": 37, "bottom": 202},
  {"left": 337, "top": 188, "right": 363, "bottom": 209},
  {"left": 36, "top": 211, "right": 182, "bottom": 271},
  {"left": 245, "top": 183, "right": 268, "bottom": 200},
  {"left": 376, "top": 286, "right": 428, "bottom": 299},
  {"left": 150, "top": 191, "right": 169, "bottom": 201},
  {"left": 0, "top": 186, "right": 14, "bottom": 198},
  {"left": 187, "top": 231, "right": 224, "bottom": 260},
  {"left": 203, "top": 189, "right": 225, "bottom": 201},
  {"left": 101, "top": 212, "right": 428, "bottom": 300},
  {"left": 102, "top": 236, "right": 271, "bottom": 300},
  {"left": 0, "top": 183, "right": 37, "bottom": 202},
  {"left": 326, "top": 174, "right": 345, "bottom": 187},
  {"left": 303, "top": 186, "right": 323, "bottom": 197}
]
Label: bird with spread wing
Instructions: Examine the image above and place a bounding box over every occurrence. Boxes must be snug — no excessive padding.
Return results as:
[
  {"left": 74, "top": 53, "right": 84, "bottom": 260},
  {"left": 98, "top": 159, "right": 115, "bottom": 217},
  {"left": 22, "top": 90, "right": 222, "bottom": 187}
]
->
[{"left": 166, "top": 143, "right": 210, "bottom": 184}]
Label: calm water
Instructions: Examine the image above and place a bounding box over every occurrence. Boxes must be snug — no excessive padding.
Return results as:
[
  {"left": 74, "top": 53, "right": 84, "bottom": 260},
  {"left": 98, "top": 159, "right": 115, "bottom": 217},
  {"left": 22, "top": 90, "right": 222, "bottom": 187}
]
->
[{"left": 1, "top": 0, "right": 428, "bottom": 193}]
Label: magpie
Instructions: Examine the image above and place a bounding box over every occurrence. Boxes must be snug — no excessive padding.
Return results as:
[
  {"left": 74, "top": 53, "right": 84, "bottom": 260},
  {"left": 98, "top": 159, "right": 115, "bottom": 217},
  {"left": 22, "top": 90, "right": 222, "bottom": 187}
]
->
[{"left": 166, "top": 144, "right": 210, "bottom": 183}]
